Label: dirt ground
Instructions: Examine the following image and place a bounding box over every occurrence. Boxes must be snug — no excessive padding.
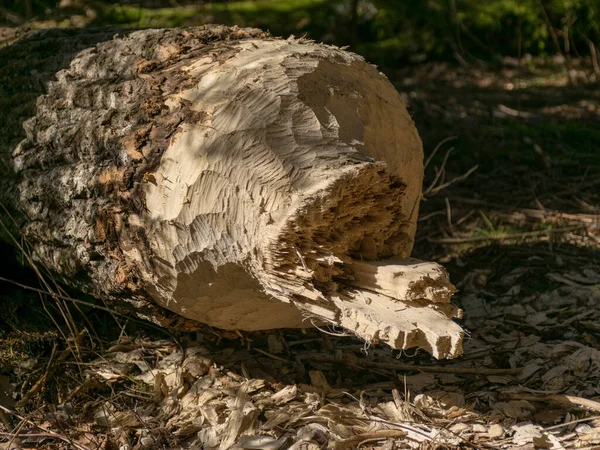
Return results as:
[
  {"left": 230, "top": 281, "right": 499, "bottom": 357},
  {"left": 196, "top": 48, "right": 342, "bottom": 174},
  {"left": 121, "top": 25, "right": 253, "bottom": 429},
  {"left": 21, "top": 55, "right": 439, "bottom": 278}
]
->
[{"left": 1, "top": 55, "right": 600, "bottom": 449}]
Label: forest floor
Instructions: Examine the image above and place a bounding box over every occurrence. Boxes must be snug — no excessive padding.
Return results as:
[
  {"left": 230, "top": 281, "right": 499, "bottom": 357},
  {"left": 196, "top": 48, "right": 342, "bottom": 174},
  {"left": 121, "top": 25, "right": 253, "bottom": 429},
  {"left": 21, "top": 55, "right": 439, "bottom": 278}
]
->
[{"left": 1, "top": 43, "right": 600, "bottom": 449}]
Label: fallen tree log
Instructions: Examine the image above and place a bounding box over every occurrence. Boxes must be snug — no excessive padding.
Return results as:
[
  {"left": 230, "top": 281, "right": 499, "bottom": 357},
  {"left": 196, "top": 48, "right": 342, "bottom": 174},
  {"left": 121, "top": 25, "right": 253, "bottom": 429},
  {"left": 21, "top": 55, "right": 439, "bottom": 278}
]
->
[{"left": 0, "top": 26, "right": 463, "bottom": 358}]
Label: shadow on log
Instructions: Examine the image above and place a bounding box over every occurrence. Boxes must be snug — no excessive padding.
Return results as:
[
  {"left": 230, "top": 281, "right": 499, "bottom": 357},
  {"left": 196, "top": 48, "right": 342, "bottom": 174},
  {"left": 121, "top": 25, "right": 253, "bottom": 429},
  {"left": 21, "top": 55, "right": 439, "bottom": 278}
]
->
[{"left": 0, "top": 25, "right": 463, "bottom": 358}]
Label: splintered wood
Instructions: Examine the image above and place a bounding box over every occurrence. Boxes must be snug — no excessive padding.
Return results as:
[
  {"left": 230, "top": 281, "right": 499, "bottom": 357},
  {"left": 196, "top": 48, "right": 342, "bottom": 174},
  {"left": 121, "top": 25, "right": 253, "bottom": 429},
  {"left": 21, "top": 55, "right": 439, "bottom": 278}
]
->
[
  {"left": 341, "top": 259, "right": 462, "bottom": 358},
  {"left": 297, "top": 259, "right": 463, "bottom": 359},
  {"left": 0, "top": 26, "right": 463, "bottom": 358}
]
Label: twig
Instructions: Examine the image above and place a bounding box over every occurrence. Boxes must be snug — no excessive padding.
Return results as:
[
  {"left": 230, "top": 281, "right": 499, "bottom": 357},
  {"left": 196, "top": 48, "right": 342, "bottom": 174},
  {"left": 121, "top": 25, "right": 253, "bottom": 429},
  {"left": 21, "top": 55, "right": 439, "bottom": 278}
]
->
[
  {"left": 253, "top": 348, "right": 290, "bottom": 363},
  {"left": 418, "top": 210, "right": 446, "bottom": 222},
  {"left": 426, "top": 164, "right": 479, "bottom": 197},
  {"left": 0, "top": 405, "right": 92, "bottom": 450},
  {"left": 0, "top": 431, "right": 93, "bottom": 449},
  {"left": 347, "top": 415, "right": 483, "bottom": 449},
  {"left": 453, "top": 197, "right": 600, "bottom": 224},
  {"left": 0, "top": 276, "right": 187, "bottom": 365},
  {"left": 424, "top": 136, "right": 457, "bottom": 170},
  {"left": 543, "top": 415, "right": 600, "bottom": 431},
  {"left": 299, "top": 355, "right": 523, "bottom": 375},
  {"left": 287, "top": 338, "right": 323, "bottom": 346},
  {"left": 424, "top": 146, "right": 454, "bottom": 195},
  {"left": 456, "top": 209, "right": 476, "bottom": 226},
  {"left": 505, "top": 393, "right": 600, "bottom": 413},
  {"left": 15, "top": 342, "right": 58, "bottom": 408},
  {"left": 0, "top": 207, "right": 82, "bottom": 359},
  {"left": 17, "top": 330, "right": 88, "bottom": 408},
  {"left": 429, "top": 225, "right": 583, "bottom": 244},
  {"left": 445, "top": 197, "right": 454, "bottom": 234},
  {"left": 585, "top": 227, "right": 600, "bottom": 244},
  {"left": 333, "top": 430, "right": 406, "bottom": 449}
]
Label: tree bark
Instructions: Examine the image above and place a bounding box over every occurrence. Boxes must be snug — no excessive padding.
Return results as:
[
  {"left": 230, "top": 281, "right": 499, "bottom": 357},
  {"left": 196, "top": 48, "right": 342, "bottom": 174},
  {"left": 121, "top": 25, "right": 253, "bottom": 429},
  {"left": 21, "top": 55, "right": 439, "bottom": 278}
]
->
[{"left": 0, "top": 26, "right": 463, "bottom": 358}]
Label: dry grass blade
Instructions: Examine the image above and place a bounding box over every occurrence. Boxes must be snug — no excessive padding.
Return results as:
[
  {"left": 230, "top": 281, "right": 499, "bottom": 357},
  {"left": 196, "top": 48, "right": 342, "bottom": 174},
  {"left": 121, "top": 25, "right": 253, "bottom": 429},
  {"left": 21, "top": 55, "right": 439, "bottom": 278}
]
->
[
  {"left": 0, "top": 204, "right": 84, "bottom": 359},
  {"left": 0, "top": 275, "right": 186, "bottom": 364}
]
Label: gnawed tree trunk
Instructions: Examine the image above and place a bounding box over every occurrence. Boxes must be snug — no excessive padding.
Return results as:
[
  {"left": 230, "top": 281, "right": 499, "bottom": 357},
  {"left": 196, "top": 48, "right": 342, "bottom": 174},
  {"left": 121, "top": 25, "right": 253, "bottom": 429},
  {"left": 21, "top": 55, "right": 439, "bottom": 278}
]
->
[{"left": 0, "top": 26, "right": 463, "bottom": 358}]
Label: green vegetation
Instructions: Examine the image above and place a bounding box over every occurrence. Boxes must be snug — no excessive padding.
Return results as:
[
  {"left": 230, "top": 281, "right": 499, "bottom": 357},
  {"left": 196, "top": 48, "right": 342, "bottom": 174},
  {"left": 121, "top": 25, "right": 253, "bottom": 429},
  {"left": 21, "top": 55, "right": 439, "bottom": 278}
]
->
[
  {"left": 2, "top": 0, "right": 598, "bottom": 66},
  {"left": 107, "top": 0, "right": 599, "bottom": 65},
  {"left": 358, "top": 0, "right": 599, "bottom": 65},
  {"left": 475, "top": 211, "right": 516, "bottom": 238}
]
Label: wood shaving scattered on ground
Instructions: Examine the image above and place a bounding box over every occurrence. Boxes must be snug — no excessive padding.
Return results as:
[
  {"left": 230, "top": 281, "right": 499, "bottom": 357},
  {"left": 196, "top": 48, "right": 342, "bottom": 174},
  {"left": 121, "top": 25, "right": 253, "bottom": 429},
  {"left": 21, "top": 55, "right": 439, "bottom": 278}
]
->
[{"left": 1, "top": 252, "right": 599, "bottom": 449}]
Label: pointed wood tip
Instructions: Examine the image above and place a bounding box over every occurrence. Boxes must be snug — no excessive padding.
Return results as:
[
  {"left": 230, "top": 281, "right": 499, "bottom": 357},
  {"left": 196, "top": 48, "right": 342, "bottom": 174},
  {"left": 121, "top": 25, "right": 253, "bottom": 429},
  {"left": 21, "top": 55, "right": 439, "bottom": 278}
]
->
[
  {"left": 328, "top": 291, "right": 463, "bottom": 359},
  {"left": 296, "top": 258, "right": 464, "bottom": 359}
]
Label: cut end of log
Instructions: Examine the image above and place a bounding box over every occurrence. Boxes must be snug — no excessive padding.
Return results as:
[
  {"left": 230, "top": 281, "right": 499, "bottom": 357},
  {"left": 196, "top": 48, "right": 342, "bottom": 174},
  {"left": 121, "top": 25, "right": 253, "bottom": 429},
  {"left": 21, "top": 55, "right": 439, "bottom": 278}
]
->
[
  {"left": 257, "top": 164, "right": 463, "bottom": 359},
  {"left": 262, "top": 163, "right": 412, "bottom": 298}
]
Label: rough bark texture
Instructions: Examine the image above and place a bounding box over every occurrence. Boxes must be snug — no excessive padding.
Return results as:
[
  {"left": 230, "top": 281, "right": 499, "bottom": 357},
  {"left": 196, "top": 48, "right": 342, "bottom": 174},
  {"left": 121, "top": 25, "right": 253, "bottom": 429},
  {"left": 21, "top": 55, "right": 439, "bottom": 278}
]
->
[{"left": 0, "top": 26, "right": 463, "bottom": 358}]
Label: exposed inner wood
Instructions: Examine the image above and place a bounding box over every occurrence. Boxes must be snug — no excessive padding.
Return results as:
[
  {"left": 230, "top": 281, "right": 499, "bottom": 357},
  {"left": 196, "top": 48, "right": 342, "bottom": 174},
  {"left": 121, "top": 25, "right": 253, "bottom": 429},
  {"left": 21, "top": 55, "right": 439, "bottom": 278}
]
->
[{"left": 345, "top": 258, "right": 458, "bottom": 305}]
